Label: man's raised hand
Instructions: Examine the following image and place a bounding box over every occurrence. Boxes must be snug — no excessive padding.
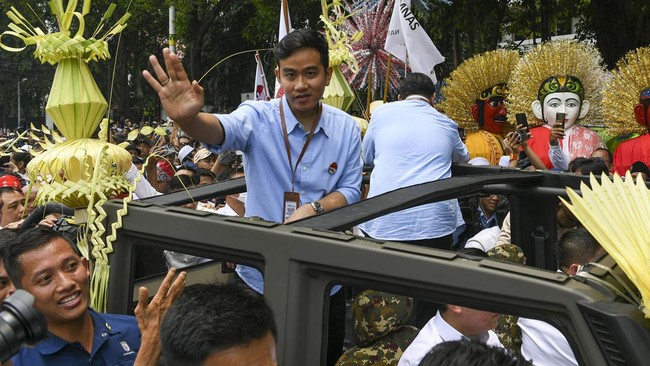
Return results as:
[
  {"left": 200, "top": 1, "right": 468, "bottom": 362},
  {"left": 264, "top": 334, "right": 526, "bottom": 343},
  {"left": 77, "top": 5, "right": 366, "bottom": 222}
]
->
[{"left": 142, "top": 48, "right": 204, "bottom": 124}]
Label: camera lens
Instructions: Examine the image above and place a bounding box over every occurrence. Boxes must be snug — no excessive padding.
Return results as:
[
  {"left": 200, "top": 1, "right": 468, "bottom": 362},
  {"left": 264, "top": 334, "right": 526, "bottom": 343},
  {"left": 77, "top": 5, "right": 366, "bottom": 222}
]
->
[{"left": 0, "top": 290, "right": 47, "bottom": 362}]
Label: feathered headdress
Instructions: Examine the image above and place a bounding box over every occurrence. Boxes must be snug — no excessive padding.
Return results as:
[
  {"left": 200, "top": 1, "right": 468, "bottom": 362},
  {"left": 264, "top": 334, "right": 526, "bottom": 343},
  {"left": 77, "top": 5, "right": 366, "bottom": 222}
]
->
[
  {"left": 438, "top": 49, "right": 520, "bottom": 132},
  {"left": 602, "top": 47, "right": 650, "bottom": 135},
  {"left": 508, "top": 40, "right": 608, "bottom": 127}
]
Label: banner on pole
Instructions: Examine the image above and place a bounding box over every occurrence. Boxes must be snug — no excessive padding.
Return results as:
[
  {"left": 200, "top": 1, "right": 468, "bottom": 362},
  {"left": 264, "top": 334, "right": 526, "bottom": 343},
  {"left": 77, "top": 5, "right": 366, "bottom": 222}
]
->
[{"left": 384, "top": 0, "right": 445, "bottom": 83}]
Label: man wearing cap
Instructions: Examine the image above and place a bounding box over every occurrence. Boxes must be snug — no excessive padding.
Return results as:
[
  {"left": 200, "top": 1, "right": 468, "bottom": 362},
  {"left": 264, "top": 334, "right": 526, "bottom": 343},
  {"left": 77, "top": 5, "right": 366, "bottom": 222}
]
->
[
  {"left": 0, "top": 175, "right": 25, "bottom": 228},
  {"left": 125, "top": 143, "right": 142, "bottom": 158},
  {"left": 134, "top": 136, "right": 152, "bottom": 158},
  {"left": 177, "top": 145, "right": 195, "bottom": 167},
  {"left": 193, "top": 148, "right": 220, "bottom": 177}
]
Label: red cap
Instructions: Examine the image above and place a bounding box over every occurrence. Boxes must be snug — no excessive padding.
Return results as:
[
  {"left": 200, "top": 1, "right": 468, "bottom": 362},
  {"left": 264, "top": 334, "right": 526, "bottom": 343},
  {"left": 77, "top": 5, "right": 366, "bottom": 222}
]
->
[{"left": 0, "top": 175, "right": 21, "bottom": 190}]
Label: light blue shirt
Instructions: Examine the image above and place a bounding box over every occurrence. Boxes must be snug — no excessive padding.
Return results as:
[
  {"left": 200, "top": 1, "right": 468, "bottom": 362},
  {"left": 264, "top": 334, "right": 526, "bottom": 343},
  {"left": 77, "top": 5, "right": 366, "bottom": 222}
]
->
[
  {"left": 359, "top": 98, "right": 469, "bottom": 241},
  {"left": 207, "top": 97, "right": 362, "bottom": 293}
]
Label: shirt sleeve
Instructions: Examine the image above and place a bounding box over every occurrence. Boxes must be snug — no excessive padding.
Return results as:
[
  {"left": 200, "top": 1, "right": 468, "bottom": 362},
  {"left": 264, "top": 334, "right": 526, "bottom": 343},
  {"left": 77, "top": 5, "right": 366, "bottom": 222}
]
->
[
  {"left": 452, "top": 128, "right": 470, "bottom": 164},
  {"left": 548, "top": 143, "right": 568, "bottom": 170},
  {"left": 361, "top": 120, "right": 376, "bottom": 166},
  {"left": 334, "top": 123, "right": 363, "bottom": 205},
  {"left": 206, "top": 103, "right": 258, "bottom": 154}
]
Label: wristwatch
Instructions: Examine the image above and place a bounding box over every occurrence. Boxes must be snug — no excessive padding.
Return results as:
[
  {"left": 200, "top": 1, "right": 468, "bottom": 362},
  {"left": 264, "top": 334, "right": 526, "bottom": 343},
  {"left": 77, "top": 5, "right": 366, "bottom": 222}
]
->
[{"left": 310, "top": 201, "right": 325, "bottom": 214}]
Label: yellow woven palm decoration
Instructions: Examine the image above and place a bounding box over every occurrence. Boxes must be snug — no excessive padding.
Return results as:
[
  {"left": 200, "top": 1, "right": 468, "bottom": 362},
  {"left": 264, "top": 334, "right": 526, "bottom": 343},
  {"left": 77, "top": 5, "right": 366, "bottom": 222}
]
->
[
  {"left": 601, "top": 47, "right": 650, "bottom": 136},
  {"left": 321, "top": 0, "right": 362, "bottom": 112},
  {"left": 508, "top": 40, "right": 608, "bottom": 127},
  {"left": 0, "top": 0, "right": 132, "bottom": 312},
  {"left": 561, "top": 173, "right": 649, "bottom": 318},
  {"left": 438, "top": 49, "right": 520, "bottom": 133}
]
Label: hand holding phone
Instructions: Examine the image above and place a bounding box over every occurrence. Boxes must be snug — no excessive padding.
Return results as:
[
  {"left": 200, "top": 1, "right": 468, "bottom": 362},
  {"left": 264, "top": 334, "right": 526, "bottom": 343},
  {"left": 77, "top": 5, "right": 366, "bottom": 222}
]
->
[
  {"left": 555, "top": 112, "right": 566, "bottom": 130},
  {"left": 515, "top": 113, "right": 529, "bottom": 142}
]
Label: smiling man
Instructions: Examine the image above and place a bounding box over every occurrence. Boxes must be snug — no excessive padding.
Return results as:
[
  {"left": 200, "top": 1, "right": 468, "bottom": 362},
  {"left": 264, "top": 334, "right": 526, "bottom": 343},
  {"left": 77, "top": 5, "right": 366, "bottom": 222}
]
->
[
  {"left": 143, "top": 28, "right": 360, "bottom": 227},
  {"left": 143, "top": 28, "right": 361, "bottom": 364},
  {"left": 3, "top": 227, "right": 141, "bottom": 365}
]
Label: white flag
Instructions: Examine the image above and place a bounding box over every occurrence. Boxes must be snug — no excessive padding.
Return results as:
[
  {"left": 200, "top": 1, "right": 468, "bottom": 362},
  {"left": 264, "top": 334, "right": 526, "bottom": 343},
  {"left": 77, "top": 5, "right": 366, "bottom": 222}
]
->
[
  {"left": 384, "top": 0, "right": 445, "bottom": 83},
  {"left": 254, "top": 52, "right": 270, "bottom": 101},
  {"left": 274, "top": 0, "right": 292, "bottom": 98}
]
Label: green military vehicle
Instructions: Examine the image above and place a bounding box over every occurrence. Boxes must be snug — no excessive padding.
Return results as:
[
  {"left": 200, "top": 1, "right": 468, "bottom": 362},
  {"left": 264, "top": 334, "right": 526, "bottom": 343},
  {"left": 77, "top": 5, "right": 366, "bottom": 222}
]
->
[{"left": 105, "top": 164, "right": 650, "bottom": 365}]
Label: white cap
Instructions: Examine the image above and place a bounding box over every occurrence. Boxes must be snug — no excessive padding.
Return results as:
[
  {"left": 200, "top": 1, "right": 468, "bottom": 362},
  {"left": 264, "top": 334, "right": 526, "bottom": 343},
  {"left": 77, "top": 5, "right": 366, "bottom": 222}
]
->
[{"left": 178, "top": 145, "right": 194, "bottom": 163}]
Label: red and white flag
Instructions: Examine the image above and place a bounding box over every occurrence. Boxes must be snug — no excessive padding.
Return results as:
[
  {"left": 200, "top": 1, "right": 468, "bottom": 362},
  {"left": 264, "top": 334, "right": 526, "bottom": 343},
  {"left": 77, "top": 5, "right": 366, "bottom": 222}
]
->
[
  {"left": 254, "top": 52, "right": 270, "bottom": 101},
  {"left": 384, "top": 0, "right": 445, "bottom": 83},
  {"left": 274, "top": 0, "right": 292, "bottom": 98}
]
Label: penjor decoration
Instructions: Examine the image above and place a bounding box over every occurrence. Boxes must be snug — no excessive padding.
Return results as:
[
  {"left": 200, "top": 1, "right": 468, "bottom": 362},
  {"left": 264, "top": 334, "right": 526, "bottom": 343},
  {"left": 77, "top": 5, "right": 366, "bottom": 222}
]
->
[
  {"left": 321, "top": 0, "right": 362, "bottom": 111},
  {"left": 0, "top": 0, "right": 132, "bottom": 311}
]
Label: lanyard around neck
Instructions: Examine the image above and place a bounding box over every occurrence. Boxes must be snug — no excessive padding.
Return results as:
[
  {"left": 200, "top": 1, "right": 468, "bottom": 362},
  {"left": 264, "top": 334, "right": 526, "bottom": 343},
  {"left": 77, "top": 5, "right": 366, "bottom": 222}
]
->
[{"left": 279, "top": 101, "right": 321, "bottom": 191}]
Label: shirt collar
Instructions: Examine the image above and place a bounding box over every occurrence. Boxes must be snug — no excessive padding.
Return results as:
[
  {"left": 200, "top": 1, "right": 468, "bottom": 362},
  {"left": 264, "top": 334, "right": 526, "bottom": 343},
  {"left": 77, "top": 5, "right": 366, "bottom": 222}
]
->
[
  {"left": 34, "top": 309, "right": 121, "bottom": 355},
  {"left": 434, "top": 311, "right": 466, "bottom": 342},
  {"left": 404, "top": 95, "right": 432, "bottom": 104},
  {"left": 435, "top": 311, "right": 490, "bottom": 344},
  {"left": 280, "top": 96, "right": 327, "bottom": 137},
  {"left": 478, "top": 204, "right": 498, "bottom": 227}
]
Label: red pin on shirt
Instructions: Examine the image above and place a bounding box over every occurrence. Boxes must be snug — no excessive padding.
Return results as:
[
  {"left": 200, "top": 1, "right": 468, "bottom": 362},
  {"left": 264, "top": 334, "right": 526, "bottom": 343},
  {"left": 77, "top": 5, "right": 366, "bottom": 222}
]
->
[{"left": 328, "top": 162, "right": 337, "bottom": 174}]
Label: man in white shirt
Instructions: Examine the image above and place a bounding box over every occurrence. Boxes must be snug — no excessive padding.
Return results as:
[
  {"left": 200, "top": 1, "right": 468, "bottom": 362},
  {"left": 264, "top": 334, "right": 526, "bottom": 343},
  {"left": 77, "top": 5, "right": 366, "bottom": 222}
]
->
[
  {"left": 519, "top": 227, "right": 604, "bottom": 366},
  {"left": 398, "top": 304, "right": 503, "bottom": 366}
]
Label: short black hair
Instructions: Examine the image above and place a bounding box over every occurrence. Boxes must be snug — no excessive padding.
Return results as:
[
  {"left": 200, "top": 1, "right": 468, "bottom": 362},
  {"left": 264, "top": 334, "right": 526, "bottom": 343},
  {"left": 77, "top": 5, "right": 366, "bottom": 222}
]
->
[
  {"left": 3, "top": 226, "right": 79, "bottom": 288},
  {"left": 274, "top": 28, "right": 329, "bottom": 71},
  {"left": 630, "top": 161, "right": 650, "bottom": 177},
  {"left": 399, "top": 73, "right": 435, "bottom": 100},
  {"left": 420, "top": 340, "right": 532, "bottom": 366},
  {"left": 568, "top": 157, "right": 608, "bottom": 176},
  {"left": 555, "top": 227, "right": 602, "bottom": 270},
  {"left": 160, "top": 283, "right": 277, "bottom": 365},
  {"left": 196, "top": 168, "right": 216, "bottom": 181},
  {"left": 169, "top": 174, "right": 197, "bottom": 192},
  {"left": 590, "top": 147, "right": 612, "bottom": 163},
  {"left": 10, "top": 151, "right": 31, "bottom": 166}
]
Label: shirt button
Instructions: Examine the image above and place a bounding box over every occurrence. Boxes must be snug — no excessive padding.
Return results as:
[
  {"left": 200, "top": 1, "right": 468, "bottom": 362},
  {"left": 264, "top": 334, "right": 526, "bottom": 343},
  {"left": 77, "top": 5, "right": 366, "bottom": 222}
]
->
[
  {"left": 303, "top": 166, "right": 308, "bottom": 170},
  {"left": 301, "top": 191, "right": 305, "bottom": 195},
  {"left": 102, "top": 332, "right": 107, "bottom": 337}
]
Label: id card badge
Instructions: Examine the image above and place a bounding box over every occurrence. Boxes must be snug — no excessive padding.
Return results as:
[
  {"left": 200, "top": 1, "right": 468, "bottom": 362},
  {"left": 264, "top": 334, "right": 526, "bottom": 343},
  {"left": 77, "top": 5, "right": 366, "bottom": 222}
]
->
[{"left": 283, "top": 191, "right": 300, "bottom": 223}]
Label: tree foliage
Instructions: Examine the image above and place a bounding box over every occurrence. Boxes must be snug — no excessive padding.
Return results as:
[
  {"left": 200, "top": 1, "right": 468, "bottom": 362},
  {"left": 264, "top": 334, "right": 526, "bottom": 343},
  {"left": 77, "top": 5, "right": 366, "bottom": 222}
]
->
[{"left": 0, "top": 0, "right": 648, "bottom": 122}]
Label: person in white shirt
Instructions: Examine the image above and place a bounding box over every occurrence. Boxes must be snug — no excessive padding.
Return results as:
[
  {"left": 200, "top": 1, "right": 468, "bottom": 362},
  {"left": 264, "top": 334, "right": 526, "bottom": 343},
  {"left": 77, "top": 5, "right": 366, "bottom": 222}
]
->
[
  {"left": 398, "top": 303, "right": 503, "bottom": 366},
  {"left": 519, "top": 227, "right": 604, "bottom": 365}
]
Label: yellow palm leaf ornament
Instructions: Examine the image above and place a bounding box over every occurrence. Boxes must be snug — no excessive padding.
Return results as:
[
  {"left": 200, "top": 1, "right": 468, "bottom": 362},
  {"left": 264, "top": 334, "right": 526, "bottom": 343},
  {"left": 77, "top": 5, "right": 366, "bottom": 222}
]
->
[
  {"left": 321, "top": 0, "right": 362, "bottom": 112},
  {"left": 1, "top": 0, "right": 132, "bottom": 311},
  {"left": 562, "top": 173, "right": 649, "bottom": 318}
]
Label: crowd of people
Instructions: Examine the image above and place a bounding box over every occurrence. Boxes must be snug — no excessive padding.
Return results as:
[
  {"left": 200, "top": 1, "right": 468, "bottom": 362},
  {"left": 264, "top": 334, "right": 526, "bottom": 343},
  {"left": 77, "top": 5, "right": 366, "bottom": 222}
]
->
[{"left": 0, "top": 27, "right": 646, "bottom": 365}]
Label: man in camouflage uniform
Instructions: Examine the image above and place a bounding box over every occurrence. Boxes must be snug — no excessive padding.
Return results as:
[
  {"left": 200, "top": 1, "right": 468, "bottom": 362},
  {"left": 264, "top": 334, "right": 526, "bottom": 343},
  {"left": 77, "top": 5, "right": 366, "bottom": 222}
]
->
[
  {"left": 487, "top": 244, "right": 526, "bottom": 351},
  {"left": 336, "top": 290, "right": 418, "bottom": 365}
]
